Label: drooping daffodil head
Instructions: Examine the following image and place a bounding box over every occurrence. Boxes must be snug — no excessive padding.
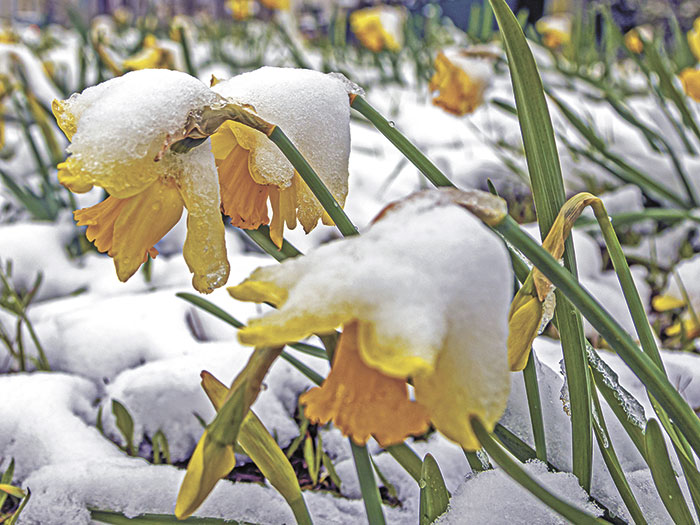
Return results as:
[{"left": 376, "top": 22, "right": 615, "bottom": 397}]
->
[
  {"left": 429, "top": 47, "right": 496, "bottom": 116},
  {"left": 688, "top": 17, "right": 700, "bottom": 62},
  {"left": 535, "top": 14, "right": 572, "bottom": 49},
  {"left": 53, "top": 69, "right": 230, "bottom": 293},
  {"left": 210, "top": 67, "right": 353, "bottom": 247},
  {"left": 122, "top": 34, "right": 175, "bottom": 71},
  {"left": 624, "top": 25, "right": 653, "bottom": 54},
  {"left": 680, "top": 67, "right": 700, "bottom": 102},
  {"left": 350, "top": 6, "right": 406, "bottom": 53},
  {"left": 226, "top": 0, "right": 255, "bottom": 20},
  {"left": 229, "top": 188, "right": 513, "bottom": 450}
]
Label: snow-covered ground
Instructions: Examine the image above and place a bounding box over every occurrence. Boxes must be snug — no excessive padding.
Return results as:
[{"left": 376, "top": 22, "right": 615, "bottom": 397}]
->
[{"left": 2, "top": 25, "right": 700, "bottom": 524}]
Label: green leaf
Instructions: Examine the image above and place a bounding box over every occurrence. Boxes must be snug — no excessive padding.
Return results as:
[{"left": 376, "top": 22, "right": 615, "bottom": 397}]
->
[
  {"left": 0, "top": 483, "right": 26, "bottom": 499},
  {"left": 645, "top": 418, "right": 695, "bottom": 525},
  {"left": 304, "top": 435, "right": 318, "bottom": 486},
  {"left": 419, "top": 454, "right": 450, "bottom": 525},
  {"left": 152, "top": 430, "right": 171, "bottom": 465},
  {"left": 90, "top": 509, "right": 252, "bottom": 524},
  {"left": 489, "top": 0, "right": 592, "bottom": 491},
  {"left": 112, "top": 399, "right": 136, "bottom": 456},
  {"left": 6, "top": 487, "right": 30, "bottom": 525},
  {"left": 386, "top": 443, "right": 423, "bottom": 483},
  {"left": 322, "top": 452, "right": 342, "bottom": 490},
  {"left": 237, "top": 410, "right": 312, "bottom": 525},
  {"left": 0, "top": 458, "right": 15, "bottom": 510}
]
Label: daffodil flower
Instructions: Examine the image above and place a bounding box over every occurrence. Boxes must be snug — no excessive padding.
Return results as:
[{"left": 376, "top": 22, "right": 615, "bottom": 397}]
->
[
  {"left": 210, "top": 67, "right": 352, "bottom": 247},
  {"left": 122, "top": 35, "right": 174, "bottom": 71},
  {"left": 226, "top": 0, "right": 254, "bottom": 20},
  {"left": 535, "top": 14, "right": 571, "bottom": 50},
  {"left": 680, "top": 68, "right": 700, "bottom": 102},
  {"left": 653, "top": 254, "right": 700, "bottom": 338},
  {"left": 229, "top": 189, "right": 512, "bottom": 450},
  {"left": 429, "top": 48, "right": 494, "bottom": 116},
  {"left": 624, "top": 26, "right": 653, "bottom": 54},
  {"left": 260, "top": 0, "right": 290, "bottom": 10},
  {"left": 350, "top": 6, "right": 406, "bottom": 53},
  {"left": 688, "top": 17, "right": 700, "bottom": 63},
  {"left": 53, "top": 69, "right": 230, "bottom": 293}
]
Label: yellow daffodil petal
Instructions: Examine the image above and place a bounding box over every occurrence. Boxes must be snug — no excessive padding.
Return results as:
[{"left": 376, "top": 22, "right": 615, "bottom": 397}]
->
[
  {"left": 74, "top": 195, "right": 129, "bottom": 256},
  {"left": 260, "top": 0, "right": 289, "bottom": 10},
  {"left": 356, "top": 320, "right": 435, "bottom": 378},
  {"left": 350, "top": 8, "right": 402, "bottom": 53},
  {"left": 52, "top": 99, "right": 77, "bottom": 141},
  {"left": 178, "top": 162, "right": 231, "bottom": 294},
  {"left": 228, "top": 277, "right": 288, "bottom": 307},
  {"left": 111, "top": 179, "right": 184, "bottom": 282},
  {"left": 680, "top": 68, "right": 700, "bottom": 103},
  {"left": 429, "top": 51, "right": 486, "bottom": 116},
  {"left": 652, "top": 294, "right": 686, "bottom": 312},
  {"left": 507, "top": 295, "right": 543, "bottom": 371},
  {"left": 624, "top": 30, "right": 643, "bottom": 54},
  {"left": 688, "top": 18, "right": 700, "bottom": 62},
  {"left": 175, "top": 429, "right": 236, "bottom": 520},
  {"left": 301, "top": 322, "right": 430, "bottom": 447},
  {"left": 57, "top": 161, "right": 94, "bottom": 193}
]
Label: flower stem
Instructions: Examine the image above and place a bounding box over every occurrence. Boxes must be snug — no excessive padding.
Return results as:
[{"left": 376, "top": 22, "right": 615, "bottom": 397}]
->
[
  {"left": 351, "top": 441, "right": 386, "bottom": 525},
  {"left": 268, "top": 127, "right": 358, "bottom": 237}
]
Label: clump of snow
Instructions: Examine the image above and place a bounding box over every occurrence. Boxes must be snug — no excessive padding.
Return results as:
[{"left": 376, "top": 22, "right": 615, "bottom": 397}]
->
[
  {"left": 63, "top": 69, "right": 219, "bottom": 196},
  {"left": 436, "top": 460, "right": 602, "bottom": 524},
  {"left": 212, "top": 66, "right": 351, "bottom": 203}
]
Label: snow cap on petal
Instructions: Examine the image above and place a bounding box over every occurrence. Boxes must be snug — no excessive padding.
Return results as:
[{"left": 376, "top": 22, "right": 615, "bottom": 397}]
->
[{"left": 53, "top": 69, "right": 220, "bottom": 198}]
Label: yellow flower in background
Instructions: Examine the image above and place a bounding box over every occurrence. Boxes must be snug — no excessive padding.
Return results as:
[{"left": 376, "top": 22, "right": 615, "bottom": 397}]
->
[
  {"left": 536, "top": 14, "right": 571, "bottom": 49},
  {"left": 260, "top": 0, "right": 290, "bottom": 10},
  {"left": 350, "top": 6, "right": 406, "bottom": 53},
  {"left": 123, "top": 35, "right": 174, "bottom": 71},
  {"left": 230, "top": 189, "right": 513, "bottom": 450},
  {"left": 680, "top": 67, "right": 700, "bottom": 102},
  {"left": 53, "top": 69, "right": 230, "bottom": 293},
  {"left": 226, "top": 0, "right": 254, "bottom": 20},
  {"left": 429, "top": 48, "right": 494, "bottom": 116},
  {"left": 624, "top": 25, "right": 653, "bottom": 54},
  {"left": 210, "top": 67, "right": 352, "bottom": 248},
  {"left": 688, "top": 17, "right": 700, "bottom": 62}
]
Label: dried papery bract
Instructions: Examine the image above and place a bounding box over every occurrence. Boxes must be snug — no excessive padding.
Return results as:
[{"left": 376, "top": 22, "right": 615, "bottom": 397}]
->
[
  {"left": 508, "top": 192, "right": 601, "bottom": 371},
  {"left": 209, "top": 67, "right": 353, "bottom": 247},
  {"left": 53, "top": 69, "right": 230, "bottom": 293},
  {"left": 230, "top": 188, "right": 513, "bottom": 451}
]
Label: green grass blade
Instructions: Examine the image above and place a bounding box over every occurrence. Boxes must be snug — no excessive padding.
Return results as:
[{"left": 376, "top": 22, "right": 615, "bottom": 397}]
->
[
  {"left": 112, "top": 400, "right": 136, "bottom": 455},
  {"left": 522, "top": 355, "right": 547, "bottom": 462},
  {"left": 645, "top": 419, "right": 695, "bottom": 525},
  {"left": 419, "top": 454, "right": 450, "bottom": 525},
  {"left": 489, "top": 0, "right": 592, "bottom": 491},
  {"left": 90, "top": 510, "right": 251, "bottom": 524},
  {"left": 386, "top": 443, "right": 422, "bottom": 483},
  {"left": 590, "top": 384, "right": 647, "bottom": 525},
  {"left": 351, "top": 441, "right": 386, "bottom": 525},
  {"left": 349, "top": 96, "right": 454, "bottom": 188}
]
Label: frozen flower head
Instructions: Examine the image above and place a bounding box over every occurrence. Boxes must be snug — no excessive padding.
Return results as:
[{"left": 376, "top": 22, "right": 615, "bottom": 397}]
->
[
  {"left": 680, "top": 68, "right": 700, "bottom": 102},
  {"left": 624, "top": 25, "right": 652, "bottom": 54},
  {"left": 226, "top": 0, "right": 254, "bottom": 20},
  {"left": 536, "top": 14, "right": 571, "bottom": 49},
  {"left": 429, "top": 48, "right": 495, "bottom": 116},
  {"left": 350, "top": 6, "right": 406, "bottom": 53},
  {"left": 210, "top": 67, "right": 351, "bottom": 247},
  {"left": 53, "top": 69, "right": 230, "bottom": 293},
  {"left": 229, "top": 189, "right": 512, "bottom": 450},
  {"left": 689, "top": 17, "right": 700, "bottom": 62},
  {"left": 122, "top": 35, "right": 174, "bottom": 71}
]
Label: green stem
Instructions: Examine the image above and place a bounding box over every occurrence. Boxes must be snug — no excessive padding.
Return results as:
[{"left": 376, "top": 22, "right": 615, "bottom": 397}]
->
[
  {"left": 471, "top": 418, "right": 604, "bottom": 525},
  {"left": 178, "top": 27, "right": 197, "bottom": 77},
  {"left": 523, "top": 354, "right": 547, "bottom": 462},
  {"left": 494, "top": 215, "right": 700, "bottom": 459},
  {"left": 268, "top": 127, "right": 358, "bottom": 238},
  {"left": 349, "top": 96, "right": 454, "bottom": 188},
  {"left": 351, "top": 442, "right": 386, "bottom": 525},
  {"left": 243, "top": 225, "right": 302, "bottom": 261}
]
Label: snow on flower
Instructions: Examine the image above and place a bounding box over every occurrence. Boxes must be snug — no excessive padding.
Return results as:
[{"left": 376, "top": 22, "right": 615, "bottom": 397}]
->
[
  {"left": 229, "top": 188, "right": 513, "bottom": 450},
  {"left": 210, "top": 67, "right": 352, "bottom": 247},
  {"left": 53, "top": 69, "right": 230, "bottom": 293}
]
